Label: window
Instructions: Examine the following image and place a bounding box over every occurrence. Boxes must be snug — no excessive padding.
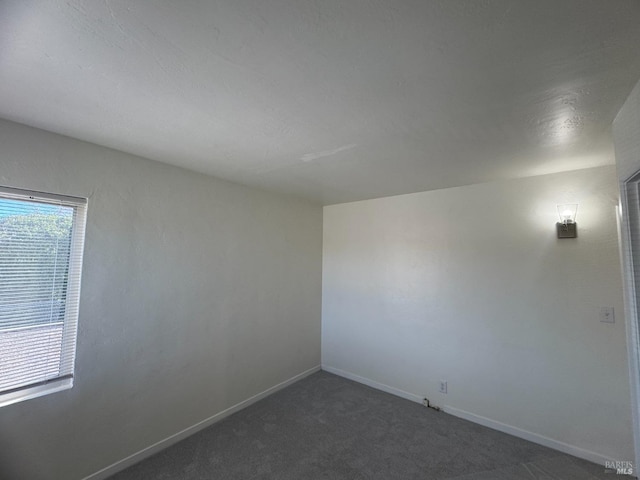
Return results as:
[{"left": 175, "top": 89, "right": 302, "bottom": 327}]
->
[{"left": 0, "top": 186, "right": 87, "bottom": 407}]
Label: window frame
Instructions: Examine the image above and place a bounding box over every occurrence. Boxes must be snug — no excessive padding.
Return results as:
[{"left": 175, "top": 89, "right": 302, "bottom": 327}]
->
[{"left": 0, "top": 185, "right": 87, "bottom": 407}]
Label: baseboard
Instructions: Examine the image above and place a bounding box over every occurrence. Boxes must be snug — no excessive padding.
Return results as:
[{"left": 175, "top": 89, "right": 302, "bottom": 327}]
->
[
  {"left": 443, "top": 406, "right": 610, "bottom": 466},
  {"left": 83, "top": 365, "right": 321, "bottom": 480},
  {"left": 321, "top": 365, "right": 423, "bottom": 404},
  {"left": 322, "top": 364, "right": 609, "bottom": 466}
]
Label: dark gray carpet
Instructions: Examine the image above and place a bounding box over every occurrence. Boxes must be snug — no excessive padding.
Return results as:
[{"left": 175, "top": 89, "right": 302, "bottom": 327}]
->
[{"left": 108, "top": 371, "right": 613, "bottom": 479}]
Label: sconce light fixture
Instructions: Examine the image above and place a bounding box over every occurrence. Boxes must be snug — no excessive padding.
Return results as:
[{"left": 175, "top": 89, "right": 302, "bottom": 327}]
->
[{"left": 556, "top": 204, "right": 578, "bottom": 238}]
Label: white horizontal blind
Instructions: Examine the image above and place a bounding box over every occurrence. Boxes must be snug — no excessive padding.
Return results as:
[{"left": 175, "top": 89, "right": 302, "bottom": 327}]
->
[{"left": 0, "top": 186, "right": 87, "bottom": 406}]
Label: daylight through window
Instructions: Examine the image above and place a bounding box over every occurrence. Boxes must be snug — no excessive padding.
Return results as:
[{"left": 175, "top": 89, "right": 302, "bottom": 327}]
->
[{"left": 0, "top": 186, "right": 87, "bottom": 407}]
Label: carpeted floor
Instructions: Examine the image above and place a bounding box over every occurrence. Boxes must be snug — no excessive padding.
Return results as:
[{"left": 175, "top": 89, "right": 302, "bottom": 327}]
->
[{"left": 108, "top": 371, "right": 613, "bottom": 479}]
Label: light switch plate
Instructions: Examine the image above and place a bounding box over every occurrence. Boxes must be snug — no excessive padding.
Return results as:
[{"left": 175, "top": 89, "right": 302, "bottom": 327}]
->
[{"left": 600, "top": 307, "right": 615, "bottom": 324}]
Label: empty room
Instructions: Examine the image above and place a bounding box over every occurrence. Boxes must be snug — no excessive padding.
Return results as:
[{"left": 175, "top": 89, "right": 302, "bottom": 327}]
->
[{"left": 1, "top": 1, "right": 640, "bottom": 479}]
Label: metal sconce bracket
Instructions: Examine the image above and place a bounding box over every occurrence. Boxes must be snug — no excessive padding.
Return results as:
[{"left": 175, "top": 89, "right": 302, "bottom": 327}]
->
[{"left": 556, "top": 222, "right": 577, "bottom": 239}]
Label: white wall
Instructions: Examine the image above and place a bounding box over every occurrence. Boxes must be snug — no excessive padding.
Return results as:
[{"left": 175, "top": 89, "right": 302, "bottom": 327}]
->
[
  {"left": 613, "top": 78, "right": 640, "bottom": 469},
  {"left": 614, "top": 80, "right": 640, "bottom": 182},
  {"left": 322, "top": 166, "right": 633, "bottom": 462},
  {"left": 0, "top": 119, "right": 323, "bottom": 480}
]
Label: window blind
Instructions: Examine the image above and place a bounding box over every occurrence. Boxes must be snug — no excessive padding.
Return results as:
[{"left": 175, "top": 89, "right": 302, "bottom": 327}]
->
[{"left": 0, "top": 186, "right": 87, "bottom": 407}]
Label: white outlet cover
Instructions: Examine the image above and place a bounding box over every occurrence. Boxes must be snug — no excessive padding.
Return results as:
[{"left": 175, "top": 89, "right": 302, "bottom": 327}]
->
[
  {"left": 439, "top": 381, "right": 448, "bottom": 394},
  {"left": 600, "top": 307, "right": 615, "bottom": 324}
]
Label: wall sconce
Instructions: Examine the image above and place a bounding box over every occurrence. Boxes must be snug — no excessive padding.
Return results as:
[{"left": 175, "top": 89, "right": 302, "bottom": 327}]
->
[{"left": 556, "top": 204, "right": 578, "bottom": 238}]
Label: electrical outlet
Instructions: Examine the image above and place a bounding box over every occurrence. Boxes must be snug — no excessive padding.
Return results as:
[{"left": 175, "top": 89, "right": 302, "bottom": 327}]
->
[
  {"left": 600, "top": 307, "right": 615, "bottom": 324},
  {"left": 439, "top": 381, "right": 448, "bottom": 394}
]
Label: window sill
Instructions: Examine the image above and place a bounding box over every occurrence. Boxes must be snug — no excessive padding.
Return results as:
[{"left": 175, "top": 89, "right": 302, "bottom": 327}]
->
[{"left": 0, "top": 377, "right": 73, "bottom": 408}]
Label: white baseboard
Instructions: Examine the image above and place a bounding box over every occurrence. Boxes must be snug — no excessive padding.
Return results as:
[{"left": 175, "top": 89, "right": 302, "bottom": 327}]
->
[
  {"left": 443, "top": 406, "right": 609, "bottom": 466},
  {"left": 321, "top": 365, "right": 423, "bottom": 404},
  {"left": 321, "top": 364, "right": 609, "bottom": 466},
  {"left": 83, "top": 365, "right": 321, "bottom": 480}
]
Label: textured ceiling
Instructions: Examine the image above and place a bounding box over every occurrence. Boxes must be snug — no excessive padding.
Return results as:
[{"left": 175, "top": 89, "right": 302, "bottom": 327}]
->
[{"left": 1, "top": 1, "right": 640, "bottom": 205}]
